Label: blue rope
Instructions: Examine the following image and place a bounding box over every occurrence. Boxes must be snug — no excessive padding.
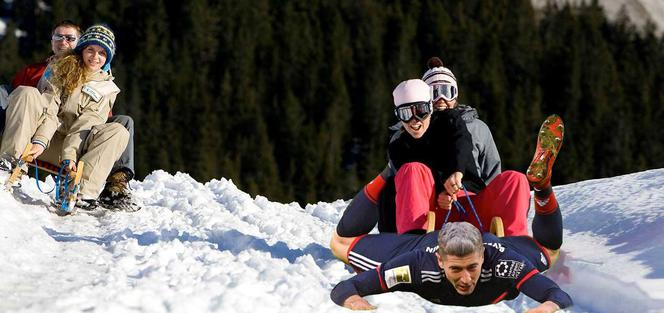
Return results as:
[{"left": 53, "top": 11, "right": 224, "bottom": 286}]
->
[
  {"left": 33, "top": 159, "right": 57, "bottom": 194},
  {"left": 460, "top": 184, "right": 484, "bottom": 231},
  {"left": 442, "top": 183, "right": 485, "bottom": 232},
  {"left": 29, "top": 159, "right": 75, "bottom": 212},
  {"left": 54, "top": 161, "right": 70, "bottom": 207}
]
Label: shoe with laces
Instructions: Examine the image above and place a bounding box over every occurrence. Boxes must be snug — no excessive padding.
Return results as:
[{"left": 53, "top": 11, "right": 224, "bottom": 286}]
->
[
  {"left": 527, "top": 114, "right": 564, "bottom": 189},
  {"left": 75, "top": 198, "right": 99, "bottom": 210},
  {"left": 0, "top": 155, "right": 14, "bottom": 172},
  {"left": 98, "top": 169, "right": 140, "bottom": 212}
]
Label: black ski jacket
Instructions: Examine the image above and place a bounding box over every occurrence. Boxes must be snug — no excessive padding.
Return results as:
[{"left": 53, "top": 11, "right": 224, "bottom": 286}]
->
[{"left": 388, "top": 109, "right": 485, "bottom": 194}]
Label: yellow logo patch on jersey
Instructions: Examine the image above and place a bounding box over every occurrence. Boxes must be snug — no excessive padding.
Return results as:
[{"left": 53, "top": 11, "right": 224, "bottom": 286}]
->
[{"left": 384, "top": 265, "right": 412, "bottom": 289}]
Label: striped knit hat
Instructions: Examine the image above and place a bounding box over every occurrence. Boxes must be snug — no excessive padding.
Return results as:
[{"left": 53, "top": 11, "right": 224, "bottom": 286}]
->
[
  {"left": 421, "top": 57, "right": 458, "bottom": 99},
  {"left": 74, "top": 24, "right": 116, "bottom": 71}
]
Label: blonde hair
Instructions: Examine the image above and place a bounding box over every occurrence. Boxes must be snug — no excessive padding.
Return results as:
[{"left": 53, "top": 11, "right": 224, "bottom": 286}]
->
[{"left": 50, "top": 50, "right": 87, "bottom": 96}]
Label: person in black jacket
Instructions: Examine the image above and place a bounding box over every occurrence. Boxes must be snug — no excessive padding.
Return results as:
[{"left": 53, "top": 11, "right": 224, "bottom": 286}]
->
[{"left": 378, "top": 79, "right": 484, "bottom": 234}]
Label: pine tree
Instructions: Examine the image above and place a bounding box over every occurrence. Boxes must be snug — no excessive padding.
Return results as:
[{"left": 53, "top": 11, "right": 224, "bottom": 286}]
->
[{"left": 0, "top": 22, "right": 22, "bottom": 83}]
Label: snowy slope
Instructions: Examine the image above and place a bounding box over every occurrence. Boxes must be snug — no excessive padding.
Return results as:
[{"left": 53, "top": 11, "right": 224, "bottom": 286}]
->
[{"left": 0, "top": 168, "right": 663, "bottom": 313}]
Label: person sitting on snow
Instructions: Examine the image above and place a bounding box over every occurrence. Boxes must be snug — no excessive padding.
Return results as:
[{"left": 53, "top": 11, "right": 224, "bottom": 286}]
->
[
  {"left": 329, "top": 110, "right": 568, "bottom": 312},
  {"left": 0, "top": 20, "right": 138, "bottom": 211},
  {"left": 0, "top": 25, "right": 129, "bottom": 210}
]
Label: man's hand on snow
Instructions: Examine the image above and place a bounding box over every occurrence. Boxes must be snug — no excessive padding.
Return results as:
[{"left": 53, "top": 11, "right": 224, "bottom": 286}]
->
[
  {"left": 524, "top": 300, "right": 560, "bottom": 313},
  {"left": 343, "top": 295, "right": 376, "bottom": 310}
]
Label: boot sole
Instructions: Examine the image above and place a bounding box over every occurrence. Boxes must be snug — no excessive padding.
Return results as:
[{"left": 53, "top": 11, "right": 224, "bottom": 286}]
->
[{"left": 527, "top": 115, "right": 564, "bottom": 187}]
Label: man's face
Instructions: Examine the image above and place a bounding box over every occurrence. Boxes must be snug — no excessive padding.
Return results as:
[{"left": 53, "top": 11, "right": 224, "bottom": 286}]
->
[
  {"left": 51, "top": 26, "right": 79, "bottom": 56},
  {"left": 437, "top": 251, "right": 484, "bottom": 295}
]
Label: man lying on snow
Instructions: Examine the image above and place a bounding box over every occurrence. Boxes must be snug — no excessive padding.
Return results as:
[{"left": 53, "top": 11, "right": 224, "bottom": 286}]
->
[{"left": 328, "top": 79, "right": 570, "bottom": 312}]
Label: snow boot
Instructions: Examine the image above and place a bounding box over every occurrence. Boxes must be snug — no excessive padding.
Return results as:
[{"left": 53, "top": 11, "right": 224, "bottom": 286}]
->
[
  {"left": 75, "top": 198, "right": 99, "bottom": 210},
  {"left": 527, "top": 114, "right": 564, "bottom": 189},
  {"left": 99, "top": 169, "right": 140, "bottom": 212}
]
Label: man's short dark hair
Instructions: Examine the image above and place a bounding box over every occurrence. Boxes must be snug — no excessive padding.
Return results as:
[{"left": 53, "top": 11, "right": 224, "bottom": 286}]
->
[{"left": 52, "top": 20, "right": 81, "bottom": 36}]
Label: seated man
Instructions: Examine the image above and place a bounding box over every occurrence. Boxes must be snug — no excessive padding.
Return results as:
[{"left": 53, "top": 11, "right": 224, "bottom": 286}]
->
[{"left": 329, "top": 115, "right": 567, "bottom": 312}]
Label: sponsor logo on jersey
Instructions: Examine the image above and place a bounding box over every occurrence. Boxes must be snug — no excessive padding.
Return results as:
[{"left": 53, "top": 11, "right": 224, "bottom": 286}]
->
[
  {"left": 425, "top": 245, "right": 439, "bottom": 254},
  {"left": 540, "top": 252, "right": 548, "bottom": 267},
  {"left": 385, "top": 265, "right": 412, "bottom": 288},
  {"left": 494, "top": 260, "right": 525, "bottom": 279},
  {"left": 484, "top": 242, "right": 505, "bottom": 253}
]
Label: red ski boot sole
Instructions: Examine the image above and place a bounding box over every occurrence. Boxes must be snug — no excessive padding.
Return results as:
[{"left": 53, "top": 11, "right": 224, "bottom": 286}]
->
[{"left": 527, "top": 114, "right": 564, "bottom": 188}]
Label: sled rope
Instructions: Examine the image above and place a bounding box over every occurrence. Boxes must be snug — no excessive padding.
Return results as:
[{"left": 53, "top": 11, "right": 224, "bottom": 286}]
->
[
  {"left": 33, "top": 159, "right": 59, "bottom": 194},
  {"left": 443, "top": 184, "right": 484, "bottom": 232},
  {"left": 53, "top": 161, "right": 71, "bottom": 206}
]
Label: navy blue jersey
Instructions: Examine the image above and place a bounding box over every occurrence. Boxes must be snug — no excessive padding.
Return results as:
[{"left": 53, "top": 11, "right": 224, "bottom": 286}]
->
[
  {"left": 333, "top": 233, "right": 571, "bottom": 309},
  {"left": 348, "top": 231, "right": 551, "bottom": 273}
]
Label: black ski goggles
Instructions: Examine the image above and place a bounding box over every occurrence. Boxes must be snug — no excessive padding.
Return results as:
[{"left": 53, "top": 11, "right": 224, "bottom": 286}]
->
[
  {"left": 394, "top": 101, "right": 433, "bottom": 123},
  {"left": 431, "top": 83, "right": 457, "bottom": 102}
]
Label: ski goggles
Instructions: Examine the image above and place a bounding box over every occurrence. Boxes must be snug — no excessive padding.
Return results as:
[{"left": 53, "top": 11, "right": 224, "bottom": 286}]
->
[
  {"left": 394, "top": 101, "right": 433, "bottom": 122},
  {"left": 431, "top": 82, "right": 458, "bottom": 102},
  {"left": 52, "top": 34, "right": 78, "bottom": 42}
]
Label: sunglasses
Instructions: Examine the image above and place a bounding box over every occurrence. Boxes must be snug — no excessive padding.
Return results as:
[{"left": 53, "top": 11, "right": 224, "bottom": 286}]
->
[
  {"left": 394, "top": 101, "right": 433, "bottom": 123},
  {"left": 431, "top": 83, "right": 457, "bottom": 102},
  {"left": 52, "top": 34, "right": 78, "bottom": 42}
]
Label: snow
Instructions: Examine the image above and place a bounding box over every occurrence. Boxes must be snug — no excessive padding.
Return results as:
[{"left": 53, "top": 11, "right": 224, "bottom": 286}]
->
[{"left": 1, "top": 168, "right": 663, "bottom": 313}]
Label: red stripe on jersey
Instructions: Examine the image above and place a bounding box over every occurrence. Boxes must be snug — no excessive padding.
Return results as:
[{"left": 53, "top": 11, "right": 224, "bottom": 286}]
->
[
  {"left": 516, "top": 269, "right": 539, "bottom": 289},
  {"left": 376, "top": 265, "right": 387, "bottom": 291},
  {"left": 492, "top": 291, "right": 508, "bottom": 304}
]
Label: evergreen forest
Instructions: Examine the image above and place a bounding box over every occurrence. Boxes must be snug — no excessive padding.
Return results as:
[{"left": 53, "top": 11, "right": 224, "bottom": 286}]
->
[{"left": 1, "top": 0, "right": 662, "bottom": 205}]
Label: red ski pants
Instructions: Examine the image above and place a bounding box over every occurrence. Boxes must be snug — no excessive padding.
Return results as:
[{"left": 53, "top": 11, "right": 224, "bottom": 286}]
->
[{"left": 395, "top": 162, "right": 530, "bottom": 235}]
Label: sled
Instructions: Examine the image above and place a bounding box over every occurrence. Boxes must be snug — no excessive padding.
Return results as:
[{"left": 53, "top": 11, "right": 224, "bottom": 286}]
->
[
  {"left": 58, "top": 160, "right": 84, "bottom": 214},
  {"left": 490, "top": 217, "right": 505, "bottom": 237},
  {"left": 4, "top": 144, "right": 33, "bottom": 190},
  {"left": 426, "top": 211, "right": 436, "bottom": 233},
  {"left": 426, "top": 212, "right": 505, "bottom": 238},
  {"left": 4, "top": 143, "right": 85, "bottom": 215}
]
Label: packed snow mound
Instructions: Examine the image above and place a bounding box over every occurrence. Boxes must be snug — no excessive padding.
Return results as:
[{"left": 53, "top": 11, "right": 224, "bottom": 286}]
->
[{"left": 0, "top": 168, "right": 663, "bottom": 313}]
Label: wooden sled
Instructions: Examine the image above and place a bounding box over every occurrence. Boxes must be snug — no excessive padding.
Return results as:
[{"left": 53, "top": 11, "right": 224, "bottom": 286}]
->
[
  {"left": 4, "top": 143, "right": 85, "bottom": 214},
  {"left": 426, "top": 212, "right": 506, "bottom": 238},
  {"left": 4, "top": 144, "right": 33, "bottom": 190},
  {"left": 490, "top": 216, "right": 505, "bottom": 237}
]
